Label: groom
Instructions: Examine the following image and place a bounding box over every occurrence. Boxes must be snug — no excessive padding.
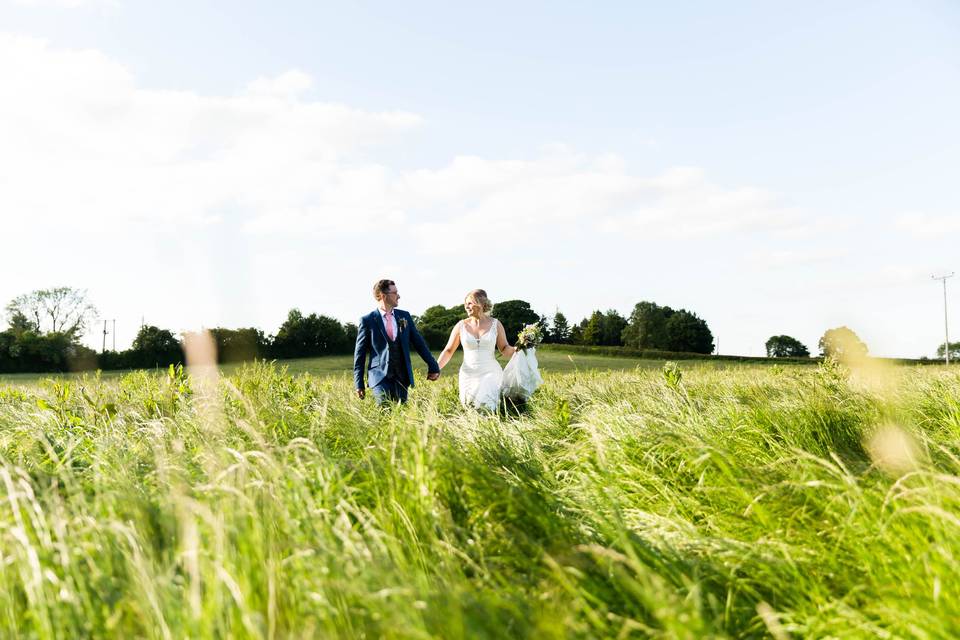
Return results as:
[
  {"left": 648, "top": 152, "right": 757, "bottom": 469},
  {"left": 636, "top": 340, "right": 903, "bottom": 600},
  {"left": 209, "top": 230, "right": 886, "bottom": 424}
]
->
[{"left": 354, "top": 279, "right": 440, "bottom": 404}]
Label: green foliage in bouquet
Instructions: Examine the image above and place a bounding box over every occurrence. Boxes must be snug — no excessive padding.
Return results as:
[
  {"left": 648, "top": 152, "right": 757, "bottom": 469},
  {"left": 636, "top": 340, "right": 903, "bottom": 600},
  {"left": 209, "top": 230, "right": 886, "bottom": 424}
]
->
[{"left": 515, "top": 323, "right": 544, "bottom": 352}]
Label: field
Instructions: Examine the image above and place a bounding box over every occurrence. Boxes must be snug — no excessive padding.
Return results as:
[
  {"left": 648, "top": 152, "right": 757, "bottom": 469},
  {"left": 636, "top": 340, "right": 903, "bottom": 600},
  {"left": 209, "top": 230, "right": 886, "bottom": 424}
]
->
[
  {"left": 0, "top": 348, "right": 740, "bottom": 385},
  {"left": 0, "top": 357, "right": 958, "bottom": 638}
]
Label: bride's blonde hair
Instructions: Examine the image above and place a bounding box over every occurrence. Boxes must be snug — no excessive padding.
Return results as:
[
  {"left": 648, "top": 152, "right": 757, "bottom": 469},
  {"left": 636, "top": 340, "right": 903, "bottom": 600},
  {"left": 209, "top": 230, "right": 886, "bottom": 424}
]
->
[{"left": 465, "top": 289, "right": 493, "bottom": 313}]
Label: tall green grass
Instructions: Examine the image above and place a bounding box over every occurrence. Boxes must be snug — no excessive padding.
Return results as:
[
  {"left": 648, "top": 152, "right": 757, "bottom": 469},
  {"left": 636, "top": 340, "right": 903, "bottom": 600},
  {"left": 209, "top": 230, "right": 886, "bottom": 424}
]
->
[
  {"left": 0, "top": 349, "right": 741, "bottom": 384},
  {"left": 0, "top": 361, "right": 957, "bottom": 638}
]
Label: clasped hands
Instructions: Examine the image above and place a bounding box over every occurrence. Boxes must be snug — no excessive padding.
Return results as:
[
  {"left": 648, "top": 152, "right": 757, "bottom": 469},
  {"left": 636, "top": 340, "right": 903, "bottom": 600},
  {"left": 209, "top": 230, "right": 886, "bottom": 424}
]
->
[{"left": 356, "top": 371, "right": 440, "bottom": 399}]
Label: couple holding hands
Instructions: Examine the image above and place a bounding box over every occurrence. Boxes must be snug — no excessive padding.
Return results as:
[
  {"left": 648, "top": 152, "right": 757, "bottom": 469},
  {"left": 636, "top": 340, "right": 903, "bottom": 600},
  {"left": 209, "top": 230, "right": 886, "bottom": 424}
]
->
[{"left": 353, "top": 279, "right": 527, "bottom": 410}]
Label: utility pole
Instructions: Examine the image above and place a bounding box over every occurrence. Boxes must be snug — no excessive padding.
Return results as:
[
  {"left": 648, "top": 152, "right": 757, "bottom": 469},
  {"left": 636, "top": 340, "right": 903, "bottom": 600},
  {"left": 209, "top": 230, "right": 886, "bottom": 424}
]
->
[
  {"left": 933, "top": 273, "right": 954, "bottom": 365},
  {"left": 102, "top": 319, "right": 107, "bottom": 353}
]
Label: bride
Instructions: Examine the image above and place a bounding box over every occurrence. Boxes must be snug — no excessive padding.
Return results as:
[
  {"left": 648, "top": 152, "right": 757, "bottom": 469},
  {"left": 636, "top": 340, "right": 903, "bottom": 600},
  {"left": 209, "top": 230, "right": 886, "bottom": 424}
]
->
[{"left": 436, "top": 289, "right": 516, "bottom": 411}]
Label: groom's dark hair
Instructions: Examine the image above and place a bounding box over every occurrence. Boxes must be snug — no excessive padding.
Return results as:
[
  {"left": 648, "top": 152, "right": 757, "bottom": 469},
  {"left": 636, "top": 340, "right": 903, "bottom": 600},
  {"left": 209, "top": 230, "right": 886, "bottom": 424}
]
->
[{"left": 373, "top": 279, "right": 396, "bottom": 300}]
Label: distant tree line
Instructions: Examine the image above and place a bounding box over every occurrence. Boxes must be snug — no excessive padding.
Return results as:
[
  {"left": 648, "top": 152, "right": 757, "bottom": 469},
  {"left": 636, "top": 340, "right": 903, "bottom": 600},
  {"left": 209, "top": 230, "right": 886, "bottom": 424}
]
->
[
  {"left": 96, "top": 309, "right": 358, "bottom": 372},
  {"left": 415, "top": 300, "right": 715, "bottom": 354},
  {"left": 764, "top": 327, "right": 869, "bottom": 361},
  {"left": 0, "top": 288, "right": 360, "bottom": 373},
  {"left": 1, "top": 287, "right": 101, "bottom": 373},
  {"left": 1, "top": 288, "right": 719, "bottom": 373},
  {"left": 4, "top": 286, "right": 939, "bottom": 374}
]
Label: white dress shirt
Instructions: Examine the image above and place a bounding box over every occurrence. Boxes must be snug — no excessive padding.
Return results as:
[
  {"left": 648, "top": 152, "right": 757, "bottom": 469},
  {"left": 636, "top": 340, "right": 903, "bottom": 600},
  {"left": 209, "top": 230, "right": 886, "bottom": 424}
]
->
[{"left": 378, "top": 308, "right": 398, "bottom": 341}]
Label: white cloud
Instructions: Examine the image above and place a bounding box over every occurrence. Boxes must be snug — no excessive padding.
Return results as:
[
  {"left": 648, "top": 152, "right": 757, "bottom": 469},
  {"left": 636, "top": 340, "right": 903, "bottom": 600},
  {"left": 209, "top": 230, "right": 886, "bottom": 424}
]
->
[
  {"left": 895, "top": 212, "right": 960, "bottom": 238},
  {"left": 0, "top": 34, "right": 831, "bottom": 352},
  {"left": 0, "top": 33, "right": 809, "bottom": 251},
  {"left": 747, "top": 248, "right": 845, "bottom": 269},
  {"left": 393, "top": 158, "right": 805, "bottom": 255},
  {"left": 877, "top": 265, "right": 952, "bottom": 287},
  {"left": 596, "top": 167, "right": 799, "bottom": 238},
  {"left": 0, "top": 34, "right": 422, "bottom": 235},
  {"left": 9, "top": 0, "right": 117, "bottom": 8},
  {"left": 244, "top": 70, "right": 315, "bottom": 98}
]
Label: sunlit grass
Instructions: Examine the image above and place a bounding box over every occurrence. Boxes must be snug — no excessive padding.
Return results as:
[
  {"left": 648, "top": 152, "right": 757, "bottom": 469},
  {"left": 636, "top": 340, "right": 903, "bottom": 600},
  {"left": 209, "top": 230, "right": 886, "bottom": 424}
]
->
[
  {"left": 0, "top": 360, "right": 958, "bottom": 637},
  {"left": 0, "top": 348, "right": 756, "bottom": 384}
]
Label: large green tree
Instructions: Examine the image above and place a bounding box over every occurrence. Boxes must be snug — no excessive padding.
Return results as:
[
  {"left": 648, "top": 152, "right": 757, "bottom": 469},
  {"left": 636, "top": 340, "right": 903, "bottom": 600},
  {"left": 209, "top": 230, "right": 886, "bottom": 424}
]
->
[
  {"left": 621, "top": 301, "right": 670, "bottom": 350},
  {"left": 580, "top": 311, "right": 604, "bottom": 345},
  {"left": 4, "top": 287, "right": 98, "bottom": 339},
  {"left": 600, "top": 309, "right": 627, "bottom": 346},
  {"left": 663, "top": 310, "right": 714, "bottom": 354},
  {"left": 577, "top": 309, "right": 627, "bottom": 346},
  {"left": 568, "top": 323, "right": 584, "bottom": 345},
  {"left": 0, "top": 287, "right": 100, "bottom": 373},
  {"left": 621, "top": 301, "right": 713, "bottom": 353},
  {"left": 549, "top": 311, "right": 570, "bottom": 344},
  {"left": 491, "top": 300, "right": 540, "bottom": 345},
  {"left": 129, "top": 325, "right": 183, "bottom": 368},
  {"left": 935, "top": 341, "right": 960, "bottom": 360},
  {"left": 6, "top": 311, "right": 35, "bottom": 334},
  {"left": 208, "top": 327, "right": 270, "bottom": 363},
  {"left": 765, "top": 335, "right": 811, "bottom": 358},
  {"left": 272, "top": 309, "right": 352, "bottom": 358},
  {"left": 416, "top": 304, "right": 464, "bottom": 350},
  {"left": 818, "top": 326, "right": 868, "bottom": 360}
]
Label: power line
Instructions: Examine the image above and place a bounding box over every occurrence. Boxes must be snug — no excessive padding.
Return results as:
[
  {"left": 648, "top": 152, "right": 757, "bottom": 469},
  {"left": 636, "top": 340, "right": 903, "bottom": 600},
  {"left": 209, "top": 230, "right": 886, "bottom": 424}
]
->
[{"left": 932, "top": 272, "right": 954, "bottom": 365}]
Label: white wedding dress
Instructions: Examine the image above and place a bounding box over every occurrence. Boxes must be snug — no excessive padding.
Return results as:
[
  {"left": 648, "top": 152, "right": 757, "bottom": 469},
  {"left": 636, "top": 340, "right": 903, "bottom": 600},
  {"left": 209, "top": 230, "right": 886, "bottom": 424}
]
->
[{"left": 459, "top": 319, "right": 504, "bottom": 411}]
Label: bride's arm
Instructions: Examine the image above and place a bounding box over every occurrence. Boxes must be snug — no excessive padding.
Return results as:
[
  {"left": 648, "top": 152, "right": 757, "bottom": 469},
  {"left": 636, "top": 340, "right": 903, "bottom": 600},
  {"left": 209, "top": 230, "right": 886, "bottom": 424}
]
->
[
  {"left": 437, "top": 321, "right": 462, "bottom": 370},
  {"left": 495, "top": 321, "right": 517, "bottom": 359}
]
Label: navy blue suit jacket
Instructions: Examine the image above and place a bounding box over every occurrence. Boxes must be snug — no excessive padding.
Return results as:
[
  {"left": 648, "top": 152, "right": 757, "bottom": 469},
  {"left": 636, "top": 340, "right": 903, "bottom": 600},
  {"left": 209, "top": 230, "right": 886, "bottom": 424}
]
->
[{"left": 353, "top": 309, "right": 439, "bottom": 391}]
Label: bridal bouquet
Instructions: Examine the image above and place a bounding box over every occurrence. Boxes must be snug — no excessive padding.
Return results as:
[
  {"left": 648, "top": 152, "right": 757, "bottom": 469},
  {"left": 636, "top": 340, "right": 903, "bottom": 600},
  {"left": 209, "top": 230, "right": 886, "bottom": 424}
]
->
[{"left": 515, "top": 323, "right": 543, "bottom": 352}]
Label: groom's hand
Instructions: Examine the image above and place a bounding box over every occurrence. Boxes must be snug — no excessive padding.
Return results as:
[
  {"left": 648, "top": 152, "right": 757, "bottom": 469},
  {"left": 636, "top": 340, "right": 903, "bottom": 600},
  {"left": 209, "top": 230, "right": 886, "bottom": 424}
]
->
[
  {"left": 427, "top": 372, "right": 440, "bottom": 381},
  {"left": 356, "top": 388, "right": 365, "bottom": 399}
]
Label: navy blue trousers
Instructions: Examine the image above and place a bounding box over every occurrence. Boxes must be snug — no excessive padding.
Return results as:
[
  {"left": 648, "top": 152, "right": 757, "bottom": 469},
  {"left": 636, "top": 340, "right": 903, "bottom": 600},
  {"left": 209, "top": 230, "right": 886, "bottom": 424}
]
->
[{"left": 372, "top": 377, "right": 409, "bottom": 405}]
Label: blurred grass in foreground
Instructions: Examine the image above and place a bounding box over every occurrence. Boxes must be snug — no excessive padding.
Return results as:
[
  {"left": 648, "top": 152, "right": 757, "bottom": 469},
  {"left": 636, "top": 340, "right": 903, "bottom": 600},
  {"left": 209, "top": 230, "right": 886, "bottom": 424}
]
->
[{"left": 0, "top": 360, "right": 958, "bottom": 637}]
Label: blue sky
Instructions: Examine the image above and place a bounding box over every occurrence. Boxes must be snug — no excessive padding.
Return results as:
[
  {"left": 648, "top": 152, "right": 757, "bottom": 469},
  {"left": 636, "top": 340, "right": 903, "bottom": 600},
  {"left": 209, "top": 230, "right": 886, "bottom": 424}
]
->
[{"left": 1, "top": 0, "right": 958, "bottom": 356}]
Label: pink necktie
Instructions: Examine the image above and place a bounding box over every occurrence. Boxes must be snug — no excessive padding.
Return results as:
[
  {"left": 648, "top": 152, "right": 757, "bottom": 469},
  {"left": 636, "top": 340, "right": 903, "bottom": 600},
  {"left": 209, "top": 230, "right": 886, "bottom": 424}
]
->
[{"left": 385, "top": 311, "right": 395, "bottom": 341}]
